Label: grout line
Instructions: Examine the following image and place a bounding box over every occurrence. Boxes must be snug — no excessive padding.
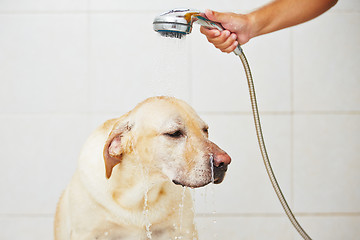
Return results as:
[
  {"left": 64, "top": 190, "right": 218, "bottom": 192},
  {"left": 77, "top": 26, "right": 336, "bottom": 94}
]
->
[
  {"left": 293, "top": 111, "right": 360, "bottom": 115},
  {"left": 297, "top": 212, "right": 360, "bottom": 217},
  {"left": 0, "top": 214, "right": 54, "bottom": 218},
  {"left": 198, "top": 111, "right": 360, "bottom": 116},
  {"left": 0, "top": 110, "right": 359, "bottom": 117},
  {"left": 188, "top": 33, "right": 193, "bottom": 105},
  {"left": 290, "top": 28, "right": 295, "bottom": 207},
  {"left": 0, "top": 9, "right": 161, "bottom": 15},
  {"left": 2, "top": 212, "right": 359, "bottom": 218},
  {"left": 199, "top": 111, "right": 290, "bottom": 115},
  {"left": 0, "top": 8, "right": 358, "bottom": 15},
  {"left": 0, "top": 10, "right": 88, "bottom": 15},
  {"left": 196, "top": 212, "right": 360, "bottom": 218},
  {"left": 330, "top": 9, "right": 360, "bottom": 14},
  {"left": 86, "top": 0, "right": 93, "bottom": 119},
  {"left": 0, "top": 112, "right": 92, "bottom": 117}
]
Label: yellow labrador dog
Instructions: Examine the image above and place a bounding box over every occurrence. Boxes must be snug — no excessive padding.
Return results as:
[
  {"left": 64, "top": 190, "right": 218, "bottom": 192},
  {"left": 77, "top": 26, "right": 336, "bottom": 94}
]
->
[{"left": 54, "top": 96, "right": 231, "bottom": 240}]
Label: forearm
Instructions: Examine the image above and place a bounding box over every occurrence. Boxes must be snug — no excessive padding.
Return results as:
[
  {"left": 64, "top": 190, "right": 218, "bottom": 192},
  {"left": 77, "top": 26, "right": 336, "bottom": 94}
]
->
[{"left": 248, "top": 0, "right": 338, "bottom": 38}]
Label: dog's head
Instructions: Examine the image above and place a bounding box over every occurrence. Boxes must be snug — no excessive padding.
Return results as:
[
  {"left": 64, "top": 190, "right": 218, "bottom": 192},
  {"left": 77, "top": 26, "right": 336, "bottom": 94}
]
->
[{"left": 103, "top": 96, "right": 231, "bottom": 188}]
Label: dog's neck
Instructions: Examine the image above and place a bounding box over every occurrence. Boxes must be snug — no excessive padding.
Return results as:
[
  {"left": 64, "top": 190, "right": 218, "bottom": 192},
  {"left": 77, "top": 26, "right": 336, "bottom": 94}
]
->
[
  {"left": 108, "top": 163, "right": 177, "bottom": 211},
  {"left": 112, "top": 178, "right": 167, "bottom": 210}
]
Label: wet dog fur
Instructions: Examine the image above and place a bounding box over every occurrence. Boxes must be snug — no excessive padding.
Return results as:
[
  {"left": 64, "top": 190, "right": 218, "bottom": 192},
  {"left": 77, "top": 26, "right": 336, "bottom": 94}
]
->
[{"left": 54, "top": 96, "right": 231, "bottom": 240}]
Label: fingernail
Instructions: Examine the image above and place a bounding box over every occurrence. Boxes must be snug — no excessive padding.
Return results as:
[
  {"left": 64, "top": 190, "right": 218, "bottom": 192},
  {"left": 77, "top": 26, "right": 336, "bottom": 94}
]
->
[{"left": 224, "top": 31, "right": 230, "bottom": 37}]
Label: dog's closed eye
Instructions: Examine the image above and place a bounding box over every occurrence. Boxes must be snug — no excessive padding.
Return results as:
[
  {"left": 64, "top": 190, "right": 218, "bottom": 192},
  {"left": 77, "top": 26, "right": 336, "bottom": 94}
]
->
[
  {"left": 165, "top": 130, "right": 183, "bottom": 138},
  {"left": 203, "top": 127, "right": 208, "bottom": 135}
]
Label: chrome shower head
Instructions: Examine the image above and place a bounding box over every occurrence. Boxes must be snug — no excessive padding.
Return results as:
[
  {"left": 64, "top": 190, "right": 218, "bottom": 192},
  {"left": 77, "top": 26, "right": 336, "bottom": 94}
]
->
[
  {"left": 153, "top": 8, "right": 242, "bottom": 55},
  {"left": 153, "top": 8, "right": 201, "bottom": 39}
]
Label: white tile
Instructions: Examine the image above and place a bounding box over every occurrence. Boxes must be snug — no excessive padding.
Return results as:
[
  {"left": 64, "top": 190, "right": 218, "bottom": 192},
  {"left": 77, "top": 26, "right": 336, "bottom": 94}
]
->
[
  {"left": 293, "top": 114, "right": 360, "bottom": 213},
  {"left": 333, "top": 0, "right": 360, "bottom": 11},
  {"left": 191, "top": 26, "right": 292, "bottom": 112},
  {"left": 89, "top": 0, "right": 192, "bottom": 11},
  {"left": 293, "top": 12, "right": 360, "bottom": 112},
  {"left": 0, "top": 115, "right": 91, "bottom": 214},
  {"left": 0, "top": 0, "right": 87, "bottom": 11},
  {"left": 0, "top": 14, "right": 89, "bottom": 113},
  {"left": 89, "top": 112, "right": 122, "bottom": 130},
  {"left": 195, "top": 215, "right": 294, "bottom": 240},
  {"left": 192, "top": 114, "right": 293, "bottom": 214},
  {"left": 292, "top": 216, "right": 360, "bottom": 240},
  {"left": 89, "top": 13, "right": 192, "bottom": 113},
  {"left": 244, "top": 30, "right": 292, "bottom": 112},
  {"left": 88, "top": 0, "right": 268, "bottom": 12},
  {"left": 0, "top": 215, "right": 54, "bottom": 240}
]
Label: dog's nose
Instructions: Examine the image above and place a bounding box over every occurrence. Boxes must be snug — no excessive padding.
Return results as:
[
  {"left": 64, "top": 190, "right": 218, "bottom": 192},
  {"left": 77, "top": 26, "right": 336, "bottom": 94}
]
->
[
  {"left": 213, "top": 151, "right": 231, "bottom": 168},
  {"left": 210, "top": 142, "right": 231, "bottom": 184},
  {"left": 209, "top": 141, "right": 231, "bottom": 168}
]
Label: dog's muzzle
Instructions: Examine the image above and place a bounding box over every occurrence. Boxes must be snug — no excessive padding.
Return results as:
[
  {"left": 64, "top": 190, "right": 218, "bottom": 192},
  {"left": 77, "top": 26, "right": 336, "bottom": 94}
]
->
[{"left": 172, "top": 141, "right": 231, "bottom": 188}]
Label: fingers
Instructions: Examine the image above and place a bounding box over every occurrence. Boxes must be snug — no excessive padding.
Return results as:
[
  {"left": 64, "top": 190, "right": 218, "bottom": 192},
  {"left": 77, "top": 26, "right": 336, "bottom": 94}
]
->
[
  {"left": 200, "top": 27, "right": 238, "bottom": 53},
  {"left": 200, "top": 10, "right": 253, "bottom": 53},
  {"left": 222, "top": 39, "right": 239, "bottom": 53},
  {"left": 200, "top": 27, "right": 220, "bottom": 38},
  {"left": 216, "top": 32, "right": 238, "bottom": 53}
]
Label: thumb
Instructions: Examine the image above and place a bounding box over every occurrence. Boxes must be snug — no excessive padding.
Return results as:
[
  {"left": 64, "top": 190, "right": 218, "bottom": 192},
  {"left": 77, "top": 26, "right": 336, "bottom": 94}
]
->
[{"left": 204, "top": 9, "right": 228, "bottom": 23}]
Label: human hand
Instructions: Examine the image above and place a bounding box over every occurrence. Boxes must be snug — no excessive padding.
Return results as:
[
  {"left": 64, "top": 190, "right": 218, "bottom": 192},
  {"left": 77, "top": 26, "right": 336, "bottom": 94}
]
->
[{"left": 200, "top": 9, "right": 253, "bottom": 53}]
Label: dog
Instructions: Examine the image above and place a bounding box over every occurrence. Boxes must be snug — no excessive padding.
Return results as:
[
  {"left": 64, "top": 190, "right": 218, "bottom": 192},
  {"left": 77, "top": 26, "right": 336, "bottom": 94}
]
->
[{"left": 54, "top": 96, "right": 231, "bottom": 240}]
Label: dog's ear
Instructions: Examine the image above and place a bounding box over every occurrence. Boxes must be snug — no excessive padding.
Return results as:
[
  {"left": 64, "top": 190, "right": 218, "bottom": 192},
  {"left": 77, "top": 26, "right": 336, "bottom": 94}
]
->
[{"left": 103, "top": 122, "right": 132, "bottom": 179}]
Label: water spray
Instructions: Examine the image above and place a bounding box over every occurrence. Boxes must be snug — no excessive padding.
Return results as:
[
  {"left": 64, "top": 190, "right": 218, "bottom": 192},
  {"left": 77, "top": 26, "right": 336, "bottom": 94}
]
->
[{"left": 153, "top": 8, "right": 312, "bottom": 240}]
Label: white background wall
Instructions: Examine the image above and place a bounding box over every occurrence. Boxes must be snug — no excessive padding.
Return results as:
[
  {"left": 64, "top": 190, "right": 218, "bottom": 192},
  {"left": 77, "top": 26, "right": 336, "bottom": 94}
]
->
[{"left": 0, "top": 0, "right": 359, "bottom": 239}]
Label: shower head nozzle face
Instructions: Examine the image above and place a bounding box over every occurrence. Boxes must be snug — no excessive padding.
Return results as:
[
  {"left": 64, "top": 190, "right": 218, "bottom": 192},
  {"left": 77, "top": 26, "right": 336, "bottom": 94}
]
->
[
  {"left": 153, "top": 8, "right": 200, "bottom": 39},
  {"left": 157, "top": 31, "right": 187, "bottom": 39}
]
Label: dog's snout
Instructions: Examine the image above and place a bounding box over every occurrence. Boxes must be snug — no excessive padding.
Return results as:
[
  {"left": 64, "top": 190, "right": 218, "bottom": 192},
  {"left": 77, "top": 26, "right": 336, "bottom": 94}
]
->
[
  {"left": 208, "top": 141, "right": 231, "bottom": 184},
  {"left": 211, "top": 150, "right": 231, "bottom": 184}
]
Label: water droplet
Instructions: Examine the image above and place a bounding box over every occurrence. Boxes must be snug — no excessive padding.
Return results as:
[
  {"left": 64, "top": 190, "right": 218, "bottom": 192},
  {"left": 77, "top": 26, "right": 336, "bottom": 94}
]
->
[
  {"left": 137, "top": 149, "right": 152, "bottom": 240},
  {"left": 175, "top": 187, "right": 187, "bottom": 239},
  {"left": 209, "top": 154, "right": 215, "bottom": 183}
]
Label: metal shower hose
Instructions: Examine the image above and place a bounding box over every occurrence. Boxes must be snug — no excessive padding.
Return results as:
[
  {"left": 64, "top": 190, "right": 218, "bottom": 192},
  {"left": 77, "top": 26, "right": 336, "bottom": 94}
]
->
[{"left": 238, "top": 51, "right": 312, "bottom": 240}]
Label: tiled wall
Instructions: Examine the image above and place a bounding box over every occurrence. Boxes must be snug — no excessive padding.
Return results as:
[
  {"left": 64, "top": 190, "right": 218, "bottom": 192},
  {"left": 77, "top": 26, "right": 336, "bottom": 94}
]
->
[{"left": 0, "top": 0, "right": 359, "bottom": 239}]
